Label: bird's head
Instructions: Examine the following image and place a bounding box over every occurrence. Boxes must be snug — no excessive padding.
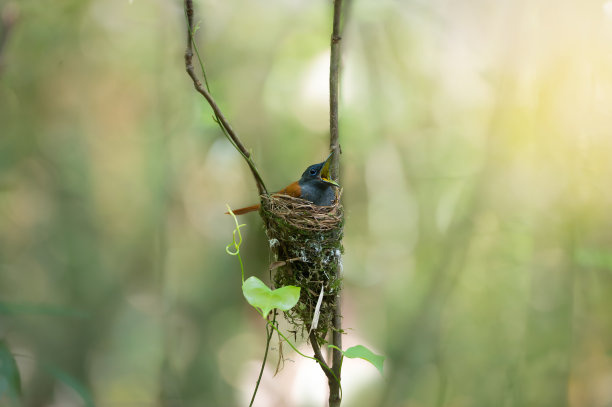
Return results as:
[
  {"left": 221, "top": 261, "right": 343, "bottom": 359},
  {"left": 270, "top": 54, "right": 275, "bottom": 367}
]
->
[{"left": 300, "top": 153, "right": 340, "bottom": 187}]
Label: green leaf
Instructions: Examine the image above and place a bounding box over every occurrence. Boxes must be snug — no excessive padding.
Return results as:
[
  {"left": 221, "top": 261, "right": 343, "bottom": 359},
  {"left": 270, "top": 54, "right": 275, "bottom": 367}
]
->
[
  {"left": 43, "top": 364, "right": 95, "bottom": 407},
  {"left": 242, "top": 277, "right": 300, "bottom": 317},
  {"left": 0, "top": 340, "right": 21, "bottom": 405},
  {"left": 343, "top": 345, "right": 385, "bottom": 374}
]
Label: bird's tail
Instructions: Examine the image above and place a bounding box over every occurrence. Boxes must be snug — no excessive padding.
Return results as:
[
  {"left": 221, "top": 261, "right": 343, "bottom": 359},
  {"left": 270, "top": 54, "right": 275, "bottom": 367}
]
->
[{"left": 226, "top": 204, "right": 260, "bottom": 215}]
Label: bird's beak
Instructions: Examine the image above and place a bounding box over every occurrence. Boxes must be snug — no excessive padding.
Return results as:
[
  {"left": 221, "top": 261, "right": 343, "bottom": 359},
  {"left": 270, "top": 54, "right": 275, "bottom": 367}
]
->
[{"left": 319, "top": 152, "right": 339, "bottom": 187}]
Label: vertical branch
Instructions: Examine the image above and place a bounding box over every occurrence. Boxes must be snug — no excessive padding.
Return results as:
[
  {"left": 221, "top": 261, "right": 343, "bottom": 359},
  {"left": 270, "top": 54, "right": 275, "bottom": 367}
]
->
[
  {"left": 329, "top": 1, "right": 344, "bottom": 406},
  {"left": 184, "top": 0, "right": 267, "bottom": 195},
  {"left": 309, "top": 331, "right": 335, "bottom": 384},
  {"left": 329, "top": 0, "right": 343, "bottom": 180}
]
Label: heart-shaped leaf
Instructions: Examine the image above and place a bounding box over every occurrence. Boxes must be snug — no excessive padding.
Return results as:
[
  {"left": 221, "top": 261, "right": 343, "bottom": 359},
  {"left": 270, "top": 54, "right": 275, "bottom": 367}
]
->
[
  {"left": 242, "top": 276, "right": 300, "bottom": 317},
  {"left": 343, "top": 345, "right": 385, "bottom": 374}
]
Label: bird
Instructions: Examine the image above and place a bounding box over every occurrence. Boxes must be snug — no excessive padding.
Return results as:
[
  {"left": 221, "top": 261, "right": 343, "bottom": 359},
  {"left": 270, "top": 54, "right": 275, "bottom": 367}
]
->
[{"left": 228, "top": 153, "right": 339, "bottom": 215}]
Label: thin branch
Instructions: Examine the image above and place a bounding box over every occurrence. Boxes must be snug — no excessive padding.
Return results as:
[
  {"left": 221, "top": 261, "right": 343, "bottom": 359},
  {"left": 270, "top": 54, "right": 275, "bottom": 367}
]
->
[
  {"left": 328, "top": 0, "right": 345, "bottom": 406},
  {"left": 184, "top": 0, "right": 267, "bottom": 195},
  {"left": 309, "top": 331, "right": 335, "bottom": 384},
  {"left": 249, "top": 311, "right": 277, "bottom": 407},
  {"left": 259, "top": 312, "right": 340, "bottom": 386},
  {"left": 329, "top": 0, "right": 343, "bottom": 181}
]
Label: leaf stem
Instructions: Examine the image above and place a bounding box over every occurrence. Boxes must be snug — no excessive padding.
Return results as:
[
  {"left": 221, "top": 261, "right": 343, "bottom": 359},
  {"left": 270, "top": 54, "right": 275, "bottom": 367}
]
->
[{"left": 249, "top": 311, "right": 277, "bottom": 407}]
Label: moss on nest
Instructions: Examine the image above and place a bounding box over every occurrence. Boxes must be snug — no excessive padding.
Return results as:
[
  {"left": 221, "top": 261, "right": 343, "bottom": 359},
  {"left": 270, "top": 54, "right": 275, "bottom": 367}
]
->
[{"left": 260, "top": 193, "right": 344, "bottom": 343}]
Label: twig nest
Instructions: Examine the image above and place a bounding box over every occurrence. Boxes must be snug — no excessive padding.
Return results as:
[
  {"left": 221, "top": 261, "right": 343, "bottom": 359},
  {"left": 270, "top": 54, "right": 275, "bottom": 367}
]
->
[{"left": 260, "top": 193, "right": 344, "bottom": 342}]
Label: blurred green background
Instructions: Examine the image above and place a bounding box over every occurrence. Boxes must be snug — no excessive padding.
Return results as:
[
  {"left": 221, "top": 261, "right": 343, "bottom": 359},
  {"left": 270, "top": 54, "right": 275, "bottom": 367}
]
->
[{"left": 2, "top": 0, "right": 612, "bottom": 406}]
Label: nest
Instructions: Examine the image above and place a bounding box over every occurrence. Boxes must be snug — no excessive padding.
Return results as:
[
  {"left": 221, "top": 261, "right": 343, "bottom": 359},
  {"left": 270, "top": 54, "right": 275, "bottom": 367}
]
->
[{"left": 260, "top": 193, "right": 344, "bottom": 343}]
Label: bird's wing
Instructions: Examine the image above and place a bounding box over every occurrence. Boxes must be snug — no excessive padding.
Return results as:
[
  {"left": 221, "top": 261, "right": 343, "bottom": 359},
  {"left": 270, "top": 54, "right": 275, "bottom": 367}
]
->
[{"left": 277, "top": 181, "right": 302, "bottom": 198}]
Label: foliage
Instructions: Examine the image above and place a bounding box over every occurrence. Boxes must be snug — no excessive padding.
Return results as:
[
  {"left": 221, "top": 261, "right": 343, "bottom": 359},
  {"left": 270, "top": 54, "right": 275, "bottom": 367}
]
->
[
  {"left": 1, "top": 1, "right": 612, "bottom": 406},
  {"left": 341, "top": 345, "right": 384, "bottom": 375},
  {"left": 242, "top": 277, "right": 300, "bottom": 318}
]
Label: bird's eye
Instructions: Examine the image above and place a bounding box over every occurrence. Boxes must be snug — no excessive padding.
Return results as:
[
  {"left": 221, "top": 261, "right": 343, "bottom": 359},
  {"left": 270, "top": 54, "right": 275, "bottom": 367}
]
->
[{"left": 309, "top": 168, "right": 317, "bottom": 175}]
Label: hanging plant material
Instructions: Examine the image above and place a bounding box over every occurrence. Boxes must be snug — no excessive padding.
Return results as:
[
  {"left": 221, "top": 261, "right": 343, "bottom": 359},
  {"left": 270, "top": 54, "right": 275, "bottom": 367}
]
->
[{"left": 259, "top": 193, "right": 344, "bottom": 344}]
